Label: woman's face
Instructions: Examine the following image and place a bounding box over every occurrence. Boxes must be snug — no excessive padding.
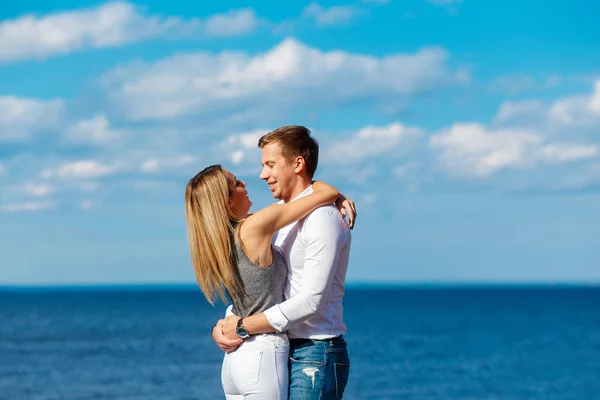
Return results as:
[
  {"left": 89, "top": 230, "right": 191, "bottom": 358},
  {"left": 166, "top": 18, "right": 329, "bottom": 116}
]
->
[{"left": 225, "top": 170, "right": 252, "bottom": 219}]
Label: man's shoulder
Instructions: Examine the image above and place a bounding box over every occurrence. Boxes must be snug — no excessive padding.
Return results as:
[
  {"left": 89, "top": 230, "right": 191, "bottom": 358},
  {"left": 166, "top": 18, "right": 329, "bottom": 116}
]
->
[
  {"left": 303, "top": 204, "right": 349, "bottom": 231},
  {"left": 307, "top": 204, "right": 340, "bottom": 218}
]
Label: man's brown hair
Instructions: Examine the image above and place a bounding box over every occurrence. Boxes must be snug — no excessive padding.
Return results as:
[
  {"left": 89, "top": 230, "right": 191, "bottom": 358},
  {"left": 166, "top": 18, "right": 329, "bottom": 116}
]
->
[{"left": 258, "top": 125, "right": 319, "bottom": 179}]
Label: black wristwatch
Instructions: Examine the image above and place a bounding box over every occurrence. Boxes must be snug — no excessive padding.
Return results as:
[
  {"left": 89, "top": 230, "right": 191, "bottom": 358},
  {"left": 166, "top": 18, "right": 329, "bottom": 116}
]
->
[{"left": 236, "top": 318, "right": 250, "bottom": 339}]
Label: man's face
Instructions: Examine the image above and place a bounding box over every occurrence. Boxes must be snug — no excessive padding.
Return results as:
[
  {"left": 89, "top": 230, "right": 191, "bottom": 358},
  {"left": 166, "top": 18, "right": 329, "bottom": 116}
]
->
[{"left": 259, "top": 142, "right": 297, "bottom": 202}]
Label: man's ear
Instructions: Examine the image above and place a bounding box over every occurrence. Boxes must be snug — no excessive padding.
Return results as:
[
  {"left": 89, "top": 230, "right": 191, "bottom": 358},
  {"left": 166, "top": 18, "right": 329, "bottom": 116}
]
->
[{"left": 293, "top": 156, "right": 306, "bottom": 174}]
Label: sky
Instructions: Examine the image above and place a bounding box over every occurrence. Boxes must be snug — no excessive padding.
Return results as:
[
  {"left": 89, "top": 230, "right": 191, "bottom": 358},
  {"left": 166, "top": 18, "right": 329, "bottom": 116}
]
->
[{"left": 1, "top": 0, "right": 599, "bottom": 285}]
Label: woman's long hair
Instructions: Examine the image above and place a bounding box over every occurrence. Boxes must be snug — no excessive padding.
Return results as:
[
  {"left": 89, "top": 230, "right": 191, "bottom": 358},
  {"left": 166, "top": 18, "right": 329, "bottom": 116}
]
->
[{"left": 185, "top": 165, "right": 242, "bottom": 305}]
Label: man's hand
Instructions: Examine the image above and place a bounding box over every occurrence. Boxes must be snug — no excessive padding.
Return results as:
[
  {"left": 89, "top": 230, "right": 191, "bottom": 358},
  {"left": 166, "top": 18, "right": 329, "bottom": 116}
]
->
[
  {"left": 335, "top": 195, "right": 357, "bottom": 229},
  {"left": 211, "top": 319, "right": 242, "bottom": 353},
  {"left": 222, "top": 315, "right": 242, "bottom": 340}
]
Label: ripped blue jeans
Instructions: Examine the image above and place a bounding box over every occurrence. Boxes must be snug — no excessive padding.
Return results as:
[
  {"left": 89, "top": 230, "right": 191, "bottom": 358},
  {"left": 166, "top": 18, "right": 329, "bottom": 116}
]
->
[{"left": 288, "top": 336, "right": 350, "bottom": 400}]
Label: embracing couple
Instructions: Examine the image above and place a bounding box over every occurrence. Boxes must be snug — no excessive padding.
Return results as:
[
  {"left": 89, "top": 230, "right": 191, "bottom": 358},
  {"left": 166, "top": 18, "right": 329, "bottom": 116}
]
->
[{"left": 185, "top": 125, "right": 356, "bottom": 399}]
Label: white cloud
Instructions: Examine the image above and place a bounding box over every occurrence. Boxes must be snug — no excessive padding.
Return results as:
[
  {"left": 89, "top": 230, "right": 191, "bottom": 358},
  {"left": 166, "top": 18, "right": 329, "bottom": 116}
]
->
[
  {"left": 589, "top": 80, "right": 600, "bottom": 112},
  {"left": 0, "top": 2, "right": 184, "bottom": 62},
  {"left": 0, "top": 2, "right": 262, "bottom": 63},
  {"left": 230, "top": 150, "right": 245, "bottom": 165},
  {"left": 536, "top": 144, "right": 598, "bottom": 163},
  {"left": 494, "top": 79, "right": 600, "bottom": 131},
  {"left": 140, "top": 154, "right": 196, "bottom": 173},
  {"left": 430, "top": 123, "right": 540, "bottom": 176},
  {"left": 357, "top": 80, "right": 600, "bottom": 186},
  {"left": 0, "top": 200, "right": 57, "bottom": 212},
  {"left": 394, "top": 161, "right": 421, "bottom": 178},
  {"left": 545, "top": 74, "right": 562, "bottom": 88},
  {"left": 204, "top": 8, "right": 260, "bottom": 37},
  {"left": 331, "top": 165, "right": 378, "bottom": 185},
  {"left": 302, "top": 3, "right": 361, "bottom": 26},
  {"left": 393, "top": 161, "right": 422, "bottom": 191},
  {"left": 489, "top": 74, "right": 535, "bottom": 95},
  {"left": 330, "top": 123, "right": 422, "bottom": 162},
  {"left": 20, "top": 183, "right": 55, "bottom": 197},
  {"left": 140, "top": 159, "right": 159, "bottom": 173},
  {"left": 101, "top": 38, "right": 467, "bottom": 121},
  {"left": 225, "top": 129, "right": 267, "bottom": 149},
  {"left": 64, "top": 115, "right": 123, "bottom": 144},
  {"left": 221, "top": 129, "right": 268, "bottom": 167},
  {"left": 42, "top": 160, "right": 120, "bottom": 179},
  {"left": 489, "top": 74, "right": 563, "bottom": 96},
  {"left": 80, "top": 200, "right": 95, "bottom": 210},
  {"left": 494, "top": 100, "right": 545, "bottom": 124},
  {"left": 430, "top": 123, "right": 597, "bottom": 177},
  {"left": 548, "top": 80, "right": 600, "bottom": 127},
  {"left": 0, "top": 96, "right": 64, "bottom": 141}
]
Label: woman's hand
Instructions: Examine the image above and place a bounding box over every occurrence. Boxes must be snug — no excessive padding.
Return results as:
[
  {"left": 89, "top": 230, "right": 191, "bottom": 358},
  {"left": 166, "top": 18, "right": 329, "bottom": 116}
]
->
[
  {"left": 336, "top": 194, "right": 357, "bottom": 229},
  {"left": 212, "top": 318, "right": 243, "bottom": 353},
  {"left": 222, "top": 315, "right": 242, "bottom": 340}
]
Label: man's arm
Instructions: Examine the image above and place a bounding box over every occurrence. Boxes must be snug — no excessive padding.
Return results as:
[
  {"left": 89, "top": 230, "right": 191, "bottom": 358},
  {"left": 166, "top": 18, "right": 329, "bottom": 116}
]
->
[
  {"left": 222, "top": 206, "right": 348, "bottom": 338},
  {"left": 221, "top": 312, "right": 274, "bottom": 337}
]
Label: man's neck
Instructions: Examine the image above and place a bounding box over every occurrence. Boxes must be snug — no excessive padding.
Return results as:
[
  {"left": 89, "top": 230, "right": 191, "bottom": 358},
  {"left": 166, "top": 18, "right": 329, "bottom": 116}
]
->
[{"left": 284, "top": 179, "right": 312, "bottom": 203}]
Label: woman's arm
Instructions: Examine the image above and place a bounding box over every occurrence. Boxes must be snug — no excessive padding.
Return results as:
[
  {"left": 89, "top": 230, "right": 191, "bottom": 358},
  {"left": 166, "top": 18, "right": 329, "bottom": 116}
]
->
[{"left": 245, "top": 181, "right": 338, "bottom": 235}]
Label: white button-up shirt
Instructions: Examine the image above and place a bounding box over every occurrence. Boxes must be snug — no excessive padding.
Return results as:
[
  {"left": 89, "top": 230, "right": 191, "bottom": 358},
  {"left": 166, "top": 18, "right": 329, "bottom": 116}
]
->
[{"left": 263, "top": 185, "right": 352, "bottom": 340}]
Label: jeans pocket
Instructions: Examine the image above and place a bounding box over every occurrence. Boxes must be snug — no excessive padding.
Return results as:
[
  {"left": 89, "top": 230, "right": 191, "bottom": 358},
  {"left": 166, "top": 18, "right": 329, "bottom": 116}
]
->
[
  {"left": 334, "top": 362, "right": 350, "bottom": 399},
  {"left": 231, "top": 351, "right": 263, "bottom": 391}
]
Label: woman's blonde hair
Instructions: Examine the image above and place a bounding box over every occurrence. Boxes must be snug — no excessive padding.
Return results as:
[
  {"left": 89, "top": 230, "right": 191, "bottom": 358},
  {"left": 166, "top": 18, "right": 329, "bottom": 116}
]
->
[{"left": 185, "top": 165, "right": 243, "bottom": 305}]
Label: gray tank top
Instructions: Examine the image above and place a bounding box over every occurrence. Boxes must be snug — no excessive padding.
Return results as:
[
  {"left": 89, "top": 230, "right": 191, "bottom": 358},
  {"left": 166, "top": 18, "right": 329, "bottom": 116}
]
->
[{"left": 230, "top": 222, "right": 287, "bottom": 318}]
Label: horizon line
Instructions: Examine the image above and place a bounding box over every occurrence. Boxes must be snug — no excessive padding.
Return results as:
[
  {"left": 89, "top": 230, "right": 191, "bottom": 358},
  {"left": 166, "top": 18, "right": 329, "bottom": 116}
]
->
[{"left": 0, "top": 281, "right": 598, "bottom": 292}]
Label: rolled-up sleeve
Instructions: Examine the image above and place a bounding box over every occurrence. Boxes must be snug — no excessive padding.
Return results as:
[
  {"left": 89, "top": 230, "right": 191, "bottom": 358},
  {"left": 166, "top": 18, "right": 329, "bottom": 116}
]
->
[
  {"left": 225, "top": 304, "right": 234, "bottom": 317},
  {"left": 263, "top": 207, "right": 347, "bottom": 332},
  {"left": 263, "top": 303, "right": 290, "bottom": 332}
]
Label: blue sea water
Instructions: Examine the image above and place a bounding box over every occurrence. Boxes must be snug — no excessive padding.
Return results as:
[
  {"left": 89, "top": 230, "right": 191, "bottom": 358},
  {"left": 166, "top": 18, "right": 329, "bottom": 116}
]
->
[{"left": 1, "top": 286, "right": 599, "bottom": 400}]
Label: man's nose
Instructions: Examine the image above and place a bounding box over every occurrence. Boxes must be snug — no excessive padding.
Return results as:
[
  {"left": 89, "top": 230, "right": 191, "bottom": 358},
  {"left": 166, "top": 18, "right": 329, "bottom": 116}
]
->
[
  {"left": 259, "top": 167, "right": 268, "bottom": 180},
  {"left": 240, "top": 180, "right": 247, "bottom": 187}
]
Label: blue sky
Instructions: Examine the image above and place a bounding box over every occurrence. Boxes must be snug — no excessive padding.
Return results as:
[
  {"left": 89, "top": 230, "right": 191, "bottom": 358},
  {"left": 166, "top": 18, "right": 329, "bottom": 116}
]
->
[{"left": 1, "top": 0, "right": 599, "bottom": 285}]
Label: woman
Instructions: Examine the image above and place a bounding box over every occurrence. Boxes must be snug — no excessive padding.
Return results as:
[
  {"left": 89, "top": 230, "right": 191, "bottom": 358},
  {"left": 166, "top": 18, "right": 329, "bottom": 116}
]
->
[{"left": 185, "top": 164, "right": 341, "bottom": 399}]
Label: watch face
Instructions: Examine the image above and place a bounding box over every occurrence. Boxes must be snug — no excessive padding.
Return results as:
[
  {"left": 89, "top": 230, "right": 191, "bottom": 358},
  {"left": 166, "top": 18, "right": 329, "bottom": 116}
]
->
[{"left": 236, "top": 326, "right": 250, "bottom": 339}]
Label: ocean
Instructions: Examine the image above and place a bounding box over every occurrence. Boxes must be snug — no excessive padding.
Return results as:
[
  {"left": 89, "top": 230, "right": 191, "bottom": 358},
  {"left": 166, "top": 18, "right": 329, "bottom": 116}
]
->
[{"left": 1, "top": 286, "right": 598, "bottom": 400}]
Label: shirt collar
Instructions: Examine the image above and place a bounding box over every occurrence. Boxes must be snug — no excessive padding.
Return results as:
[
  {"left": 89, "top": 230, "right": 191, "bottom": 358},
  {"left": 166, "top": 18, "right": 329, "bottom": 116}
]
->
[{"left": 278, "top": 184, "right": 313, "bottom": 204}]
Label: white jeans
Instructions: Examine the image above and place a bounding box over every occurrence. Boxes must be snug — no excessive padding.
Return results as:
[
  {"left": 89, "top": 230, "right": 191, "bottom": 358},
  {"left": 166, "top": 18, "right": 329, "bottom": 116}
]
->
[{"left": 221, "top": 332, "right": 290, "bottom": 400}]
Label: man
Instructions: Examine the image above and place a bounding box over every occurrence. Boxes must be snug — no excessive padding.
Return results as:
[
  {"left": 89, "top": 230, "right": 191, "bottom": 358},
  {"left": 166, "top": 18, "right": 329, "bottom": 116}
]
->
[{"left": 212, "top": 125, "right": 355, "bottom": 399}]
